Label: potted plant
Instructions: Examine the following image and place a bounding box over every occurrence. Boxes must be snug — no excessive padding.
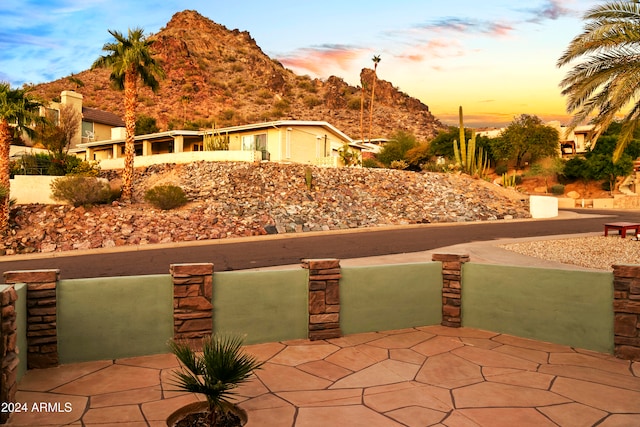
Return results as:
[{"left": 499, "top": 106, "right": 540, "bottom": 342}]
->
[{"left": 168, "top": 334, "right": 264, "bottom": 427}]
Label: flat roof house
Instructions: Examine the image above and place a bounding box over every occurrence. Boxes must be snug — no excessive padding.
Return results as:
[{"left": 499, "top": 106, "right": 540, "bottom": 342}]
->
[{"left": 75, "top": 120, "right": 360, "bottom": 169}]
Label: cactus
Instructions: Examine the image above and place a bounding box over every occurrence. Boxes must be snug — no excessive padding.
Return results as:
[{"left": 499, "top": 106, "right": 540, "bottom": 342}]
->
[
  {"left": 305, "top": 166, "right": 313, "bottom": 190},
  {"left": 453, "top": 106, "right": 488, "bottom": 178},
  {"left": 203, "top": 123, "right": 230, "bottom": 151}
]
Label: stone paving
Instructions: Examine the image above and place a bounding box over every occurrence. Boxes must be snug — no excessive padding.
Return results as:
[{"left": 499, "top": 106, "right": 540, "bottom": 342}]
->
[{"left": 6, "top": 326, "right": 640, "bottom": 427}]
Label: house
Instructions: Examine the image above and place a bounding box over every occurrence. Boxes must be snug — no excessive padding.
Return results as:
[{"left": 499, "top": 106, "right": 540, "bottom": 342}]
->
[
  {"left": 74, "top": 120, "right": 361, "bottom": 169},
  {"left": 40, "top": 90, "right": 125, "bottom": 149},
  {"left": 476, "top": 122, "right": 596, "bottom": 157},
  {"left": 546, "top": 122, "right": 595, "bottom": 155}
]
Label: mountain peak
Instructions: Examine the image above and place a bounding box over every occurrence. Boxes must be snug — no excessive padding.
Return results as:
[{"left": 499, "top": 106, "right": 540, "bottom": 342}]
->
[{"left": 32, "top": 10, "right": 445, "bottom": 141}]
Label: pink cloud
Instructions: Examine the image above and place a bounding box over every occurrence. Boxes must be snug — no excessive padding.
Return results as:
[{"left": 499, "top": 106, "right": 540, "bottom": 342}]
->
[{"left": 278, "top": 45, "right": 365, "bottom": 75}]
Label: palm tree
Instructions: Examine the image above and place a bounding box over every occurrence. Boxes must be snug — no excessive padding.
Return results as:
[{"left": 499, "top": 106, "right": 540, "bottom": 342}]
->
[
  {"left": 0, "top": 83, "right": 42, "bottom": 232},
  {"left": 169, "top": 334, "right": 264, "bottom": 426},
  {"left": 91, "top": 28, "right": 163, "bottom": 202},
  {"left": 558, "top": 1, "right": 640, "bottom": 161},
  {"left": 368, "top": 55, "right": 381, "bottom": 143}
]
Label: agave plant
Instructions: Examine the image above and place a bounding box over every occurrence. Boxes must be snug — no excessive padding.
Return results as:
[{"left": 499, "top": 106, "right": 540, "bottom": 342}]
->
[{"left": 169, "top": 334, "right": 264, "bottom": 426}]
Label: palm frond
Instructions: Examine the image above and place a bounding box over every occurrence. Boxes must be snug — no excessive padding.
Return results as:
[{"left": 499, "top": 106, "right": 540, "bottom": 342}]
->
[{"left": 169, "top": 334, "right": 264, "bottom": 412}]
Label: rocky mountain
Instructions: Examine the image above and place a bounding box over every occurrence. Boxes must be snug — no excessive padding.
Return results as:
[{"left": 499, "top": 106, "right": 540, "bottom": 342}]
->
[{"left": 30, "top": 10, "right": 445, "bottom": 141}]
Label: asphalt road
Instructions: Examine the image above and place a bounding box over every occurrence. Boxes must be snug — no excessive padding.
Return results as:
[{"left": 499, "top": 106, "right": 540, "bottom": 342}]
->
[{"left": 1, "top": 208, "right": 639, "bottom": 282}]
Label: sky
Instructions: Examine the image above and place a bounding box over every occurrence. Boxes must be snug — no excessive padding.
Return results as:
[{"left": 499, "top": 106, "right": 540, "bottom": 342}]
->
[{"left": 1, "top": 0, "right": 603, "bottom": 128}]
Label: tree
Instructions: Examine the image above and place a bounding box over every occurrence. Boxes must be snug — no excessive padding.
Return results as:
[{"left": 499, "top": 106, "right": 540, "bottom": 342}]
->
[
  {"left": 491, "top": 114, "right": 559, "bottom": 169},
  {"left": 558, "top": 1, "right": 640, "bottom": 161},
  {"left": 0, "top": 83, "right": 43, "bottom": 232},
  {"left": 35, "top": 104, "right": 81, "bottom": 174},
  {"left": 368, "top": 55, "right": 381, "bottom": 143},
  {"left": 135, "top": 114, "right": 159, "bottom": 135},
  {"left": 376, "top": 130, "right": 418, "bottom": 167},
  {"left": 91, "top": 28, "right": 164, "bottom": 202}
]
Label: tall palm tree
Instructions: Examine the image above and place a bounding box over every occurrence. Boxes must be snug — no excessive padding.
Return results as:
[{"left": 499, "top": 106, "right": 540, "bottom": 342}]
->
[
  {"left": 558, "top": 1, "right": 640, "bottom": 161},
  {"left": 0, "top": 83, "right": 42, "bottom": 232},
  {"left": 359, "top": 78, "right": 367, "bottom": 144},
  {"left": 368, "top": 55, "right": 381, "bottom": 143},
  {"left": 92, "top": 28, "right": 163, "bottom": 202}
]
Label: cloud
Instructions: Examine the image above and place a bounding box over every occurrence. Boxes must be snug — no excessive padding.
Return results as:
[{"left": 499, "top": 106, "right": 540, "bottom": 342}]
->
[
  {"left": 521, "top": 0, "right": 578, "bottom": 23},
  {"left": 394, "top": 38, "right": 465, "bottom": 63},
  {"left": 415, "top": 18, "right": 514, "bottom": 38},
  {"left": 278, "top": 44, "right": 366, "bottom": 75}
]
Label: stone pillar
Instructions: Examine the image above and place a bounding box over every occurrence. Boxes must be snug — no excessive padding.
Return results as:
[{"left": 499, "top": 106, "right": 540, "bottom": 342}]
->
[
  {"left": 1, "top": 286, "right": 18, "bottom": 423},
  {"left": 432, "top": 254, "right": 470, "bottom": 328},
  {"left": 171, "top": 264, "right": 213, "bottom": 345},
  {"left": 4, "top": 270, "right": 59, "bottom": 369},
  {"left": 302, "top": 259, "right": 342, "bottom": 340},
  {"left": 613, "top": 264, "right": 640, "bottom": 361}
]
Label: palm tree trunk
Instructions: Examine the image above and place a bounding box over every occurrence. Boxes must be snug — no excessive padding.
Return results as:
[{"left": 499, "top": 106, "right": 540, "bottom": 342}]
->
[
  {"left": 122, "top": 70, "right": 138, "bottom": 202},
  {"left": 0, "top": 119, "right": 12, "bottom": 232},
  {"left": 368, "top": 67, "right": 377, "bottom": 143},
  {"left": 359, "top": 81, "right": 365, "bottom": 144}
]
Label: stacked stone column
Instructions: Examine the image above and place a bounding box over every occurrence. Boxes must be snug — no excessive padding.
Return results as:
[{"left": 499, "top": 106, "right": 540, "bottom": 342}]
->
[
  {"left": 613, "top": 264, "right": 640, "bottom": 361},
  {"left": 432, "top": 254, "right": 469, "bottom": 328},
  {"left": 1, "top": 286, "right": 18, "bottom": 423},
  {"left": 4, "top": 270, "right": 59, "bottom": 369},
  {"left": 302, "top": 259, "right": 342, "bottom": 340},
  {"left": 170, "top": 263, "right": 214, "bottom": 346}
]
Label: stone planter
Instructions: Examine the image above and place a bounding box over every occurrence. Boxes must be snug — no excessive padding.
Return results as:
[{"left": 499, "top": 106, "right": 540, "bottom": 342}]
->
[{"left": 166, "top": 401, "right": 247, "bottom": 427}]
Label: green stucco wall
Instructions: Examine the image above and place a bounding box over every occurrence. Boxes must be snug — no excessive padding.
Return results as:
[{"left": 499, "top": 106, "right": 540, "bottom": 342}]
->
[
  {"left": 57, "top": 275, "right": 173, "bottom": 363},
  {"left": 340, "top": 263, "right": 442, "bottom": 335},
  {"left": 462, "top": 264, "right": 614, "bottom": 353},
  {"left": 213, "top": 269, "right": 308, "bottom": 344}
]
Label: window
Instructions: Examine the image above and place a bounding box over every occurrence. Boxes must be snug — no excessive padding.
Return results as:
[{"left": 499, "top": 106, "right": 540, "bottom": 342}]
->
[
  {"left": 82, "top": 121, "right": 94, "bottom": 141},
  {"left": 241, "top": 133, "right": 267, "bottom": 151}
]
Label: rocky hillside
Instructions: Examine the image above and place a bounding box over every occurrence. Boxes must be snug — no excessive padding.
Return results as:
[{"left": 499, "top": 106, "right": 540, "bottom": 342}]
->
[
  {"left": 30, "top": 10, "right": 445, "bottom": 142},
  {"left": 3, "top": 163, "right": 529, "bottom": 255}
]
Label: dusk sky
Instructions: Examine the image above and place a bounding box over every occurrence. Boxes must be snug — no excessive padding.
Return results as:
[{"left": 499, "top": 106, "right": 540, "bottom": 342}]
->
[{"left": 1, "top": 0, "right": 602, "bottom": 127}]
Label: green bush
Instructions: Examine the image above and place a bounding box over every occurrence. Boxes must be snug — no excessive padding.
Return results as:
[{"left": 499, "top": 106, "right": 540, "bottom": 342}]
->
[
  {"left": 494, "top": 164, "right": 508, "bottom": 176},
  {"left": 550, "top": 184, "right": 565, "bottom": 195},
  {"left": 362, "top": 158, "right": 382, "bottom": 168},
  {"left": 50, "top": 176, "right": 113, "bottom": 207},
  {"left": 303, "top": 96, "right": 322, "bottom": 108},
  {"left": 144, "top": 185, "right": 188, "bottom": 210}
]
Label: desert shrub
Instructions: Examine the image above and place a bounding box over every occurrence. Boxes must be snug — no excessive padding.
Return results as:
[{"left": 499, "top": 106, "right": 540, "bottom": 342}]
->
[
  {"left": 421, "top": 161, "right": 449, "bottom": 173},
  {"left": 550, "top": 184, "right": 565, "bottom": 195},
  {"left": 390, "top": 160, "right": 409, "bottom": 170},
  {"left": 494, "top": 164, "right": 508, "bottom": 176},
  {"left": 362, "top": 158, "right": 382, "bottom": 168},
  {"left": 50, "top": 176, "right": 113, "bottom": 207},
  {"left": 303, "top": 96, "right": 322, "bottom": 108},
  {"left": 144, "top": 185, "right": 188, "bottom": 210},
  {"left": 347, "top": 96, "right": 361, "bottom": 110}
]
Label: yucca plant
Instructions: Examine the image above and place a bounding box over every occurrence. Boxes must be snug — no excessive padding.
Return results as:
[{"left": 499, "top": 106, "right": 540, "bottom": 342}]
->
[{"left": 169, "top": 334, "right": 264, "bottom": 426}]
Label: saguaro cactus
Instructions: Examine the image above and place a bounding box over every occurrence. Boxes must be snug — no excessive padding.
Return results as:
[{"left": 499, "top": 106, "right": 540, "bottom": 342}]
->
[{"left": 453, "top": 106, "right": 488, "bottom": 177}]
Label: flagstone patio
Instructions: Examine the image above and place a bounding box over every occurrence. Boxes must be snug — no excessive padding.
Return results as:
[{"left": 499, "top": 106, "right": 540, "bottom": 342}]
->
[{"left": 6, "top": 326, "right": 640, "bottom": 426}]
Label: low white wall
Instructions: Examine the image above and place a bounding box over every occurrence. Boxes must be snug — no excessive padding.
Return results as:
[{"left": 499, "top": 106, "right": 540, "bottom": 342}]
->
[
  {"left": 10, "top": 175, "right": 64, "bottom": 205},
  {"left": 529, "top": 195, "right": 558, "bottom": 218},
  {"left": 98, "top": 150, "right": 262, "bottom": 170}
]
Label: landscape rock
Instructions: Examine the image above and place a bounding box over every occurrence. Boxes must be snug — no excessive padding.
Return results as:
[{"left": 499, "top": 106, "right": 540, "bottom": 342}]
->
[{"left": 3, "top": 162, "right": 530, "bottom": 256}]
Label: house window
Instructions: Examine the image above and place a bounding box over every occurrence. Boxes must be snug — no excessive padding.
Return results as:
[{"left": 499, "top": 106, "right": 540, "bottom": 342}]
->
[
  {"left": 82, "top": 121, "right": 94, "bottom": 141},
  {"left": 46, "top": 108, "right": 60, "bottom": 125},
  {"left": 241, "top": 133, "right": 267, "bottom": 151},
  {"left": 192, "top": 143, "right": 203, "bottom": 151}
]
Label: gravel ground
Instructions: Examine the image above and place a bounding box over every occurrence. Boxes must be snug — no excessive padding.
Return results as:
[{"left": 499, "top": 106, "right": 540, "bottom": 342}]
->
[{"left": 500, "top": 235, "right": 640, "bottom": 271}]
